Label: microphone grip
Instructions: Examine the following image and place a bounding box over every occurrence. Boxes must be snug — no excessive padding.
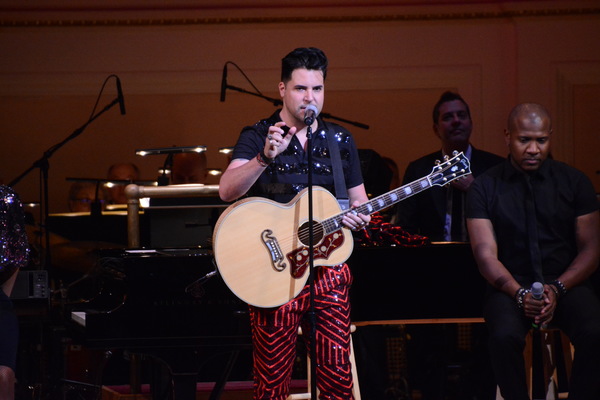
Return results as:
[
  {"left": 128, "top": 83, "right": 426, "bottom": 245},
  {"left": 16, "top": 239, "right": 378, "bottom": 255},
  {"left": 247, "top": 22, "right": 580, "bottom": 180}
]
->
[{"left": 530, "top": 281, "right": 544, "bottom": 329}]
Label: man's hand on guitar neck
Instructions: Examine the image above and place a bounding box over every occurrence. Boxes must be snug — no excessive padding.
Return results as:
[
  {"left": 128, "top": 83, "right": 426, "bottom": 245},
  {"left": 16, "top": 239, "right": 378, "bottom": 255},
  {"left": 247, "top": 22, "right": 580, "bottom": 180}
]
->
[{"left": 342, "top": 200, "right": 370, "bottom": 231}]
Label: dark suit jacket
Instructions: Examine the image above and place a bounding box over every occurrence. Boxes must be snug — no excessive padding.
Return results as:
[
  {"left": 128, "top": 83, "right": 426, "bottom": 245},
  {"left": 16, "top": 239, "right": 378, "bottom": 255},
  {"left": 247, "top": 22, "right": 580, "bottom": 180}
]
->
[{"left": 395, "top": 147, "right": 505, "bottom": 241}]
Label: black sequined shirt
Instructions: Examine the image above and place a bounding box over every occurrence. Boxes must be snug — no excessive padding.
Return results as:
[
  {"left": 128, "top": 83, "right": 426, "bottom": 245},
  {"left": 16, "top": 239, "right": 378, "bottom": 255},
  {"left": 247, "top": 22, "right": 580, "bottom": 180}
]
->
[{"left": 232, "top": 110, "right": 364, "bottom": 204}]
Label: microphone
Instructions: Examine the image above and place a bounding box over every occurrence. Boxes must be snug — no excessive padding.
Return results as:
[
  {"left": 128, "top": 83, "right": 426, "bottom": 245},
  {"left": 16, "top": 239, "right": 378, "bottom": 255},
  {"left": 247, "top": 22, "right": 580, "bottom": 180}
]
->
[
  {"left": 220, "top": 63, "right": 228, "bottom": 102},
  {"left": 116, "top": 77, "right": 126, "bottom": 115},
  {"left": 304, "top": 104, "right": 318, "bottom": 126},
  {"left": 531, "top": 281, "right": 544, "bottom": 300},
  {"left": 531, "top": 281, "right": 544, "bottom": 329}
]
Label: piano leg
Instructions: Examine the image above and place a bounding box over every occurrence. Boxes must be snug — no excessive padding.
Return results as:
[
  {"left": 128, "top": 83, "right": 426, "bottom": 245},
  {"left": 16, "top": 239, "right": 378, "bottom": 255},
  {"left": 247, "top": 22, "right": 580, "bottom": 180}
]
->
[
  {"left": 171, "top": 371, "right": 200, "bottom": 400},
  {"left": 146, "top": 348, "right": 244, "bottom": 400},
  {"left": 128, "top": 352, "right": 142, "bottom": 394},
  {"left": 209, "top": 350, "right": 240, "bottom": 400}
]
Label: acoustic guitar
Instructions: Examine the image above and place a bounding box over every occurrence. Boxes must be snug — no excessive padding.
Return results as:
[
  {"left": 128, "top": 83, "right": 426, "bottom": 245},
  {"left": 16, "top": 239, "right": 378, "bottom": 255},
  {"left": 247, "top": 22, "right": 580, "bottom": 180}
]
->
[{"left": 213, "top": 152, "right": 471, "bottom": 308}]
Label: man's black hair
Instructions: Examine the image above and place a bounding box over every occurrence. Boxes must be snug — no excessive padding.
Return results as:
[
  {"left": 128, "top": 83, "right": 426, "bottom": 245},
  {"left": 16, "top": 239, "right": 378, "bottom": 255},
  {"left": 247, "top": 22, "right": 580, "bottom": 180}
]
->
[
  {"left": 432, "top": 91, "right": 471, "bottom": 124},
  {"left": 281, "top": 47, "right": 328, "bottom": 82}
]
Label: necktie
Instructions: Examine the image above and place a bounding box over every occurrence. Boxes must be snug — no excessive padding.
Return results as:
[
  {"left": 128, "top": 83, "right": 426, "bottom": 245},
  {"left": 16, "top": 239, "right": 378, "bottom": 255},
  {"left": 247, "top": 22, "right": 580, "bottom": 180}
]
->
[{"left": 524, "top": 176, "right": 544, "bottom": 283}]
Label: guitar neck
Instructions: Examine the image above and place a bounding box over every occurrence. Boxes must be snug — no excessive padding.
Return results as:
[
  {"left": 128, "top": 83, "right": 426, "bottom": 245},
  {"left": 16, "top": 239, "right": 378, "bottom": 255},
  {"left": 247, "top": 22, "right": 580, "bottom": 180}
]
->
[
  {"left": 322, "top": 176, "right": 431, "bottom": 234},
  {"left": 319, "top": 152, "right": 470, "bottom": 235}
]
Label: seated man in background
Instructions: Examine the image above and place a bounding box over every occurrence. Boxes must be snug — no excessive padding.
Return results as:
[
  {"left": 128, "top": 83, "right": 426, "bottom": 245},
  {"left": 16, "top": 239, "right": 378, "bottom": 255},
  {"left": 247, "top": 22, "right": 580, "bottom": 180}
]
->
[
  {"left": 106, "top": 162, "right": 140, "bottom": 204},
  {"left": 467, "top": 103, "right": 600, "bottom": 399},
  {"left": 395, "top": 91, "right": 503, "bottom": 400},
  {"left": 395, "top": 91, "right": 504, "bottom": 241},
  {"left": 170, "top": 152, "right": 207, "bottom": 184},
  {"left": 68, "top": 181, "right": 107, "bottom": 213}
]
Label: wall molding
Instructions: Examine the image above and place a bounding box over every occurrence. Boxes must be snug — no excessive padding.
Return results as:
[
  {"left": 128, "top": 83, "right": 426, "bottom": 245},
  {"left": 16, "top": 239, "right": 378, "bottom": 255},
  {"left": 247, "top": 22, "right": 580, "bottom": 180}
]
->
[
  {"left": 1, "top": 5, "right": 599, "bottom": 27},
  {"left": 555, "top": 61, "right": 600, "bottom": 165}
]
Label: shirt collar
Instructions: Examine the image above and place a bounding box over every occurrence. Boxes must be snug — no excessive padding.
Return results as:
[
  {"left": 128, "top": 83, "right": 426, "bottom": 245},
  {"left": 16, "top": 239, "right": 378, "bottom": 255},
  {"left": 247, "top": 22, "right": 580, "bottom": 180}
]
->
[{"left": 504, "top": 156, "right": 552, "bottom": 181}]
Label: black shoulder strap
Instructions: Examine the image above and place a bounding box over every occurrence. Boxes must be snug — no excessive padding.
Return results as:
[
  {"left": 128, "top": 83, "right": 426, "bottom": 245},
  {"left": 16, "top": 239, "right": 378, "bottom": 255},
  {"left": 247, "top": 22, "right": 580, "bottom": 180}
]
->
[{"left": 324, "top": 122, "right": 349, "bottom": 210}]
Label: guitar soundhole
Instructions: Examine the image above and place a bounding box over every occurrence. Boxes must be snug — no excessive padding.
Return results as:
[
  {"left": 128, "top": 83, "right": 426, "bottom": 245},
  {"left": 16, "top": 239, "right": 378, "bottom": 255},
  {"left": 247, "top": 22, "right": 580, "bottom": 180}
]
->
[{"left": 298, "top": 221, "right": 324, "bottom": 246}]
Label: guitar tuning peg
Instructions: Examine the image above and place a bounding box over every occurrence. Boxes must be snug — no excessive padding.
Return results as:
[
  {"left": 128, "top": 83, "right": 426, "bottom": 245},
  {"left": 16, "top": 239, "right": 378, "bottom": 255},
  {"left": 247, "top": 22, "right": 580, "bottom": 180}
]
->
[
  {"left": 452, "top": 150, "right": 459, "bottom": 156},
  {"left": 435, "top": 160, "right": 441, "bottom": 166},
  {"left": 443, "top": 155, "right": 449, "bottom": 161}
]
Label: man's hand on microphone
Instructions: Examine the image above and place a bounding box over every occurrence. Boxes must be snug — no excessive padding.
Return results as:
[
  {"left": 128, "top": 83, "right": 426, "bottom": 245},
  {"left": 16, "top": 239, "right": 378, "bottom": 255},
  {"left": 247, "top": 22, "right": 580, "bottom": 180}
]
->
[
  {"left": 526, "top": 286, "right": 557, "bottom": 326},
  {"left": 538, "top": 285, "right": 558, "bottom": 326},
  {"left": 264, "top": 122, "right": 297, "bottom": 160}
]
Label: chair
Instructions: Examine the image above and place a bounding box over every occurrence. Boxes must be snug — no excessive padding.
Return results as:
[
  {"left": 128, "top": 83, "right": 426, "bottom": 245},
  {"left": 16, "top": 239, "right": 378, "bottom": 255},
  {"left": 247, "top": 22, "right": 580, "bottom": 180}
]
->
[
  {"left": 496, "top": 327, "right": 573, "bottom": 400},
  {"left": 288, "top": 325, "right": 361, "bottom": 400},
  {"left": 528, "top": 327, "right": 573, "bottom": 400}
]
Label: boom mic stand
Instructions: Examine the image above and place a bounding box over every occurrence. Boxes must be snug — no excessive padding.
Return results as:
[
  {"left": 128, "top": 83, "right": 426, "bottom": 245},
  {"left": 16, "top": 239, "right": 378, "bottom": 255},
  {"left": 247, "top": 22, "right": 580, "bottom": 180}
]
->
[{"left": 8, "top": 75, "right": 126, "bottom": 271}]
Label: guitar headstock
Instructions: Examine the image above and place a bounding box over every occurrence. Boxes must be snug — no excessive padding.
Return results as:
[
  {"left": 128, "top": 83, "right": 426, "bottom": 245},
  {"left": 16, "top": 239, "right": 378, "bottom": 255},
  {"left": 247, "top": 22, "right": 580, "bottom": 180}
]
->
[{"left": 429, "top": 152, "right": 472, "bottom": 186}]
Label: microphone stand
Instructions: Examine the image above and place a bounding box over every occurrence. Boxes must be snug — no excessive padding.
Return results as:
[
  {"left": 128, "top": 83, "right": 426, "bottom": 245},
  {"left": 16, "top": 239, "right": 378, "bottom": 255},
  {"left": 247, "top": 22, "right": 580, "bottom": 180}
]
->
[
  {"left": 303, "top": 120, "right": 318, "bottom": 400},
  {"left": 9, "top": 96, "right": 122, "bottom": 271}
]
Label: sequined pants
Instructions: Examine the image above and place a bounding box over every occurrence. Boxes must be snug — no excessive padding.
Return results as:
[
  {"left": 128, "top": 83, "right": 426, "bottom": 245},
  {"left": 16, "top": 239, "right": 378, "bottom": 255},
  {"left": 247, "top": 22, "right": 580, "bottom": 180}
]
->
[{"left": 250, "top": 264, "right": 353, "bottom": 400}]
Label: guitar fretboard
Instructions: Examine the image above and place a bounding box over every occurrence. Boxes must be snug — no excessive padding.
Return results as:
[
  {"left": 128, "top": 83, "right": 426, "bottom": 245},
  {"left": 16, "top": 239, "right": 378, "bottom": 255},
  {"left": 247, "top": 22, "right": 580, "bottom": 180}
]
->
[
  {"left": 321, "top": 152, "right": 471, "bottom": 234},
  {"left": 322, "top": 177, "right": 430, "bottom": 234}
]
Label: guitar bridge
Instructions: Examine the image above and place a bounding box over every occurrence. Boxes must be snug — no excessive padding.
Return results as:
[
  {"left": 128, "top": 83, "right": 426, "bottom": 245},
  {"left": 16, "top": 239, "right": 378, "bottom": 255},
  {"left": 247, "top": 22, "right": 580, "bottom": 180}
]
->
[{"left": 261, "top": 230, "right": 287, "bottom": 272}]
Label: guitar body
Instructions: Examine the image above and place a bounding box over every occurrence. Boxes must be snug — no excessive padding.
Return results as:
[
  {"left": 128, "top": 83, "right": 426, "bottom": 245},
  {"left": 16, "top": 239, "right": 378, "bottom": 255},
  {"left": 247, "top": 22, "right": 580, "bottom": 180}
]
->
[{"left": 213, "top": 187, "right": 353, "bottom": 308}]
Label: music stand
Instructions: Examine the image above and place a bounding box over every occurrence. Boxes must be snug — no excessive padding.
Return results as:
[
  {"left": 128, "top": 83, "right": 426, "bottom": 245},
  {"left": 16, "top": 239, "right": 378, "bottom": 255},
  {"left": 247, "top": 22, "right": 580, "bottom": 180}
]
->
[{"left": 135, "top": 146, "right": 207, "bottom": 186}]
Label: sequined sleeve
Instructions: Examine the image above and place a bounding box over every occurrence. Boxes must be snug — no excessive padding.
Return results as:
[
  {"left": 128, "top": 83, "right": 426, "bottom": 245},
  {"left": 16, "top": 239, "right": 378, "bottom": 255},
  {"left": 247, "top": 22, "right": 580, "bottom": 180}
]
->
[{"left": 0, "top": 186, "right": 30, "bottom": 284}]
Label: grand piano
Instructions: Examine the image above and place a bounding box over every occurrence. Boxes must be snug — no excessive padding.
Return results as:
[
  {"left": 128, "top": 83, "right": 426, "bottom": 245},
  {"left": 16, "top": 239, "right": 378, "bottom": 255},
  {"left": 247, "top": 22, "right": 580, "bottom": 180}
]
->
[
  {"left": 61, "top": 185, "right": 251, "bottom": 400},
  {"left": 68, "top": 247, "right": 252, "bottom": 400}
]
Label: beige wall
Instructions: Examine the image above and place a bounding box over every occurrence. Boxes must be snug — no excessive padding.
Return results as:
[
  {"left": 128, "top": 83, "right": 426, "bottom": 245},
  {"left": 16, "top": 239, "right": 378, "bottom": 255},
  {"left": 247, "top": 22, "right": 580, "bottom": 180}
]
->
[{"left": 1, "top": 1, "right": 599, "bottom": 213}]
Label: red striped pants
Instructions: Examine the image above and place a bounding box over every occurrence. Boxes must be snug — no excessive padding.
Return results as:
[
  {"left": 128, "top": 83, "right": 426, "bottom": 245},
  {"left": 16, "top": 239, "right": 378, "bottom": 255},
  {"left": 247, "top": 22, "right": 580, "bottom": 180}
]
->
[{"left": 249, "top": 263, "right": 353, "bottom": 400}]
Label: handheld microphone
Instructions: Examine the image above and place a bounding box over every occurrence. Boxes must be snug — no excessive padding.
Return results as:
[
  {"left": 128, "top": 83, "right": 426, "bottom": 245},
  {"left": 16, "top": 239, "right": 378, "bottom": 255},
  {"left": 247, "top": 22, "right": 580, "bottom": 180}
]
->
[
  {"left": 304, "top": 104, "right": 318, "bottom": 126},
  {"left": 531, "top": 282, "right": 544, "bottom": 300},
  {"left": 531, "top": 281, "right": 544, "bottom": 329},
  {"left": 116, "top": 77, "right": 126, "bottom": 115},
  {"left": 220, "top": 63, "right": 228, "bottom": 102}
]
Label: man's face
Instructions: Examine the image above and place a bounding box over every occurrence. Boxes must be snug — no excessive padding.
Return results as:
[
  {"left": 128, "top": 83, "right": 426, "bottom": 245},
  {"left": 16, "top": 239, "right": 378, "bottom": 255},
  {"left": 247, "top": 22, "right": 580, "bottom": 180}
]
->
[
  {"left": 505, "top": 116, "right": 552, "bottom": 173},
  {"left": 107, "top": 165, "right": 138, "bottom": 203},
  {"left": 171, "top": 153, "right": 207, "bottom": 184},
  {"left": 434, "top": 100, "right": 472, "bottom": 149},
  {"left": 279, "top": 68, "right": 324, "bottom": 125}
]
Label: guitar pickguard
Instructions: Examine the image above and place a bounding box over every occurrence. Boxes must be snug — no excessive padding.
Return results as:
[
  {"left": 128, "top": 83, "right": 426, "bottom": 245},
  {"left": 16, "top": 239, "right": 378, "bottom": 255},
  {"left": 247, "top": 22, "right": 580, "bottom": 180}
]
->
[{"left": 287, "top": 231, "right": 345, "bottom": 278}]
